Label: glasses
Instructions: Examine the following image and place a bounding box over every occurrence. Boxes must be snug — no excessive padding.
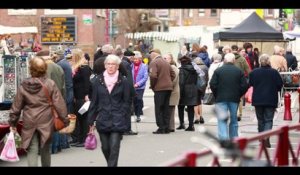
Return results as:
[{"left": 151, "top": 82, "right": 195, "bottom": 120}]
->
[{"left": 105, "top": 63, "right": 117, "bottom": 66}]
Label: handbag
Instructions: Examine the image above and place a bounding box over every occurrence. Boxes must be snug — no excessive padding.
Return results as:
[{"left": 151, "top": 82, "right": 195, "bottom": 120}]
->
[
  {"left": 36, "top": 78, "right": 65, "bottom": 131},
  {"left": 84, "top": 127, "right": 97, "bottom": 150},
  {"left": 203, "top": 92, "right": 215, "bottom": 105},
  {"left": 58, "top": 114, "right": 77, "bottom": 134}
]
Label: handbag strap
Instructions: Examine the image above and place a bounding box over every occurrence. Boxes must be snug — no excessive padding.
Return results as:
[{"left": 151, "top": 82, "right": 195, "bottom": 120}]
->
[{"left": 35, "top": 78, "right": 53, "bottom": 106}]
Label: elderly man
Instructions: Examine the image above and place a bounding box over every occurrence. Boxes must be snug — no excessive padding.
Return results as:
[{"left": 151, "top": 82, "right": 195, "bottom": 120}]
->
[
  {"left": 149, "top": 49, "right": 175, "bottom": 134},
  {"left": 210, "top": 53, "right": 248, "bottom": 140},
  {"left": 249, "top": 54, "right": 283, "bottom": 148}
]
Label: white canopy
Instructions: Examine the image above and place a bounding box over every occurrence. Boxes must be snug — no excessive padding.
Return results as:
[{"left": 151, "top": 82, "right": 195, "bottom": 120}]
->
[
  {"left": 0, "top": 25, "right": 38, "bottom": 35},
  {"left": 283, "top": 25, "right": 300, "bottom": 40}
]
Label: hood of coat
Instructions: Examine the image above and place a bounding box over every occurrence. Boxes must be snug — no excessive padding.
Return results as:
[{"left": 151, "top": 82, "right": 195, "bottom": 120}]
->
[
  {"left": 180, "top": 63, "right": 196, "bottom": 72},
  {"left": 21, "top": 78, "right": 43, "bottom": 94},
  {"left": 233, "top": 52, "right": 242, "bottom": 60}
]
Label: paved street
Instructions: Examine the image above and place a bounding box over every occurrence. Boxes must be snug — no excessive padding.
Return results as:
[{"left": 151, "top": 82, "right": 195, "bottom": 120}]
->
[{"left": 1, "top": 84, "right": 300, "bottom": 166}]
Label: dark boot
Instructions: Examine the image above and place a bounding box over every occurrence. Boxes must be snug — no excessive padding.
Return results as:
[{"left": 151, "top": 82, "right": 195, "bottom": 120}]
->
[
  {"left": 185, "top": 125, "right": 195, "bottom": 131},
  {"left": 199, "top": 116, "right": 205, "bottom": 124},
  {"left": 176, "top": 124, "right": 185, "bottom": 130},
  {"left": 264, "top": 138, "right": 271, "bottom": 148}
]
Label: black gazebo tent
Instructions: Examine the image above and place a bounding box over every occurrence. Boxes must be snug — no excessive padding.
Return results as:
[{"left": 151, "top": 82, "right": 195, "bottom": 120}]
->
[{"left": 213, "top": 12, "right": 284, "bottom": 41}]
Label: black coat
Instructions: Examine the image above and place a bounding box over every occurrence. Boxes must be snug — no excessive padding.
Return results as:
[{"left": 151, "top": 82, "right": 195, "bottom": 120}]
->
[
  {"left": 87, "top": 73, "right": 130, "bottom": 133},
  {"left": 73, "top": 64, "right": 92, "bottom": 100},
  {"left": 178, "top": 63, "right": 198, "bottom": 106},
  {"left": 285, "top": 52, "right": 298, "bottom": 70},
  {"left": 249, "top": 65, "right": 283, "bottom": 107},
  {"left": 210, "top": 63, "right": 248, "bottom": 103}
]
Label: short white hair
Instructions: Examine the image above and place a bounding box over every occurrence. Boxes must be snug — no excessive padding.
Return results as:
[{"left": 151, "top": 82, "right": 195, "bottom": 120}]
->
[
  {"left": 259, "top": 54, "right": 270, "bottom": 66},
  {"left": 212, "top": 53, "right": 222, "bottom": 62},
  {"left": 104, "top": 54, "right": 121, "bottom": 65},
  {"left": 224, "top": 53, "right": 235, "bottom": 63},
  {"left": 133, "top": 51, "right": 142, "bottom": 58},
  {"left": 102, "top": 44, "right": 114, "bottom": 54}
]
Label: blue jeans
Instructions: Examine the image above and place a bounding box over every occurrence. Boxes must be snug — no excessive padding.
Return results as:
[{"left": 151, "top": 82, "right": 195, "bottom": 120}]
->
[
  {"left": 254, "top": 106, "right": 275, "bottom": 132},
  {"left": 215, "top": 102, "right": 239, "bottom": 140}
]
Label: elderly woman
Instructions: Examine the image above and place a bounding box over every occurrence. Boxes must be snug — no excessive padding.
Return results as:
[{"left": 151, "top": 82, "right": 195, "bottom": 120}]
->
[
  {"left": 88, "top": 54, "right": 130, "bottom": 167},
  {"left": 164, "top": 53, "right": 180, "bottom": 132},
  {"left": 9, "top": 57, "right": 68, "bottom": 166},
  {"left": 132, "top": 51, "right": 148, "bottom": 122},
  {"left": 249, "top": 54, "right": 283, "bottom": 148}
]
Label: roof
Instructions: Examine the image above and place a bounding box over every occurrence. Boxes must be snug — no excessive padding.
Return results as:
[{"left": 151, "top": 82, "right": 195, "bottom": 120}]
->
[{"left": 213, "top": 12, "right": 283, "bottom": 41}]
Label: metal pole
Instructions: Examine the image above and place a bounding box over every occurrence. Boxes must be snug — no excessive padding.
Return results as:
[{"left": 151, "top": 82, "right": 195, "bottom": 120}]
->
[
  {"left": 277, "top": 126, "right": 289, "bottom": 166},
  {"left": 105, "top": 9, "right": 110, "bottom": 44},
  {"left": 109, "top": 9, "right": 113, "bottom": 45}
]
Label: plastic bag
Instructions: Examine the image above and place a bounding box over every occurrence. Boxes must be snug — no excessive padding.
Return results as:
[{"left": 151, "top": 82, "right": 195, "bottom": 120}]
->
[
  {"left": 84, "top": 130, "right": 97, "bottom": 150},
  {"left": 3, "top": 132, "right": 22, "bottom": 149},
  {"left": 0, "top": 131, "right": 20, "bottom": 162}
]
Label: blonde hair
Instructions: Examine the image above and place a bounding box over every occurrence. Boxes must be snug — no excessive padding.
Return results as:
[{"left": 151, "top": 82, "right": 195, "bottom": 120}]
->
[{"left": 71, "top": 49, "right": 87, "bottom": 71}]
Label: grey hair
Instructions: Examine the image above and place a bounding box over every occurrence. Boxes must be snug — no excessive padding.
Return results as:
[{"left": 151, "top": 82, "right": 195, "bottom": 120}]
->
[
  {"left": 224, "top": 53, "right": 235, "bottom": 63},
  {"left": 104, "top": 54, "right": 121, "bottom": 65},
  {"left": 102, "top": 44, "right": 114, "bottom": 54},
  {"left": 212, "top": 53, "right": 222, "bottom": 62},
  {"left": 133, "top": 51, "right": 142, "bottom": 58},
  {"left": 259, "top": 54, "right": 270, "bottom": 66}
]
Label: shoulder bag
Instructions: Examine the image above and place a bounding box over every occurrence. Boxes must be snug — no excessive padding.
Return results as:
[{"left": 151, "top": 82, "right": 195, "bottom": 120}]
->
[{"left": 36, "top": 78, "right": 65, "bottom": 131}]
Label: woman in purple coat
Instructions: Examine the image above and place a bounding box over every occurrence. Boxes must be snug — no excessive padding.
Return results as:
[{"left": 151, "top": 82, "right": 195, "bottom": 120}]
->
[{"left": 132, "top": 51, "right": 148, "bottom": 122}]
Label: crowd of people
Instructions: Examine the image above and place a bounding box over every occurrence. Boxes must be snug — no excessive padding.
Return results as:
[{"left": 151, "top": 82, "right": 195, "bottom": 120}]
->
[{"left": 6, "top": 40, "right": 298, "bottom": 166}]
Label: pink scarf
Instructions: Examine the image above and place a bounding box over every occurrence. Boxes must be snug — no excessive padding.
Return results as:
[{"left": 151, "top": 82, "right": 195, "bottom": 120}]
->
[{"left": 103, "top": 70, "right": 119, "bottom": 94}]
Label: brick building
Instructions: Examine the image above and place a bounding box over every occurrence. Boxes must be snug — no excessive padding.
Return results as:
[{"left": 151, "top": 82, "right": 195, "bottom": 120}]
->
[{"left": 0, "top": 9, "right": 107, "bottom": 59}]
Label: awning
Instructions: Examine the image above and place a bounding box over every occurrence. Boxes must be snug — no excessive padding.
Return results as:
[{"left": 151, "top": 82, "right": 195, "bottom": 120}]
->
[{"left": 0, "top": 25, "right": 38, "bottom": 35}]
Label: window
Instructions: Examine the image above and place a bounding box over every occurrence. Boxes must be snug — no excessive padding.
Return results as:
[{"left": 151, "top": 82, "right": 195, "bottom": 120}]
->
[
  {"left": 44, "top": 9, "right": 73, "bottom": 15},
  {"left": 188, "top": 9, "right": 193, "bottom": 18},
  {"left": 8, "top": 9, "right": 37, "bottom": 15},
  {"left": 265, "top": 9, "right": 274, "bottom": 16},
  {"left": 198, "top": 9, "right": 205, "bottom": 17},
  {"left": 210, "top": 9, "right": 217, "bottom": 17}
]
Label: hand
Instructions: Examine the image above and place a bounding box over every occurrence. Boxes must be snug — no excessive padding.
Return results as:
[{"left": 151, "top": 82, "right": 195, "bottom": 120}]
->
[
  {"left": 134, "top": 84, "right": 138, "bottom": 88},
  {"left": 89, "top": 125, "right": 95, "bottom": 133},
  {"left": 85, "top": 95, "right": 90, "bottom": 102},
  {"left": 10, "top": 126, "right": 17, "bottom": 133}
]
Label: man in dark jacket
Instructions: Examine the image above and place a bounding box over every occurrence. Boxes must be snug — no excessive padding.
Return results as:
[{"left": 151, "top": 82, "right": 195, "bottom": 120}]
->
[
  {"left": 249, "top": 54, "right": 283, "bottom": 148},
  {"left": 149, "top": 49, "right": 175, "bottom": 134},
  {"left": 285, "top": 47, "right": 298, "bottom": 70},
  {"left": 210, "top": 53, "right": 248, "bottom": 140},
  {"left": 115, "top": 48, "right": 137, "bottom": 135}
]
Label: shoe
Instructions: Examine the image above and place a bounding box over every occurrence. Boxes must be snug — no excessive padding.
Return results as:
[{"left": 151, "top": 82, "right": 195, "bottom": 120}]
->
[
  {"left": 194, "top": 119, "right": 200, "bottom": 124},
  {"left": 74, "top": 142, "right": 85, "bottom": 147},
  {"left": 123, "top": 130, "right": 138, "bottom": 135},
  {"left": 70, "top": 142, "right": 80, "bottom": 146},
  {"left": 153, "top": 129, "right": 167, "bottom": 134},
  {"left": 184, "top": 108, "right": 188, "bottom": 112},
  {"left": 136, "top": 117, "right": 141, "bottom": 122},
  {"left": 168, "top": 129, "right": 175, "bottom": 132},
  {"left": 69, "top": 140, "right": 78, "bottom": 144},
  {"left": 237, "top": 116, "right": 241, "bottom": 121},
  {"left": 176, "top": 124, "right": 186, "bottom": 130},
  {"left": 199, "top": 117, "right": 205, "bottom": 124},
  {"left": 185, "top": 126, "right": 195, "bottom": 131}
]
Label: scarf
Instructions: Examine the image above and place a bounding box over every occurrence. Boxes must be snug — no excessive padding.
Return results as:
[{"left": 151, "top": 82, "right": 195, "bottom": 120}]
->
[
  {"left": 103, "top": 70, "right": 119, "bottom": 94},
  {"left": 133, "top": 60, "right": 141, "bottom": 83}
]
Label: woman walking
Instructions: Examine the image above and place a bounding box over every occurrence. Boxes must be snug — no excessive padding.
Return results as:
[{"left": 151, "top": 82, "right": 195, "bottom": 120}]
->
[
  {"left": 88, "top": 54, "right": 130, "bottom": 167},
  {"left": 9, "top": 57, "right": 68, "bottom": 166}
]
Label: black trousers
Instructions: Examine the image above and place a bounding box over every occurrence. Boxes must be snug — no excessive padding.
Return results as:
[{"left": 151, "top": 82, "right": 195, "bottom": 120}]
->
[
  {"left": 73, "top": 99, "right": 88, "bottom": 143},
  {"left": 154, "top": 90, "right": 172, "bottom": 131},
  {"left": 99, "top": 132, "right": 122, "bottom": 167},
  {"left": 133, "top": 89, "right": 145, "bottom": 117},
  {"left": 178, "top": 105, "right": 194, "bottom": 127}
]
